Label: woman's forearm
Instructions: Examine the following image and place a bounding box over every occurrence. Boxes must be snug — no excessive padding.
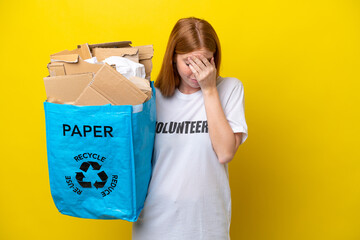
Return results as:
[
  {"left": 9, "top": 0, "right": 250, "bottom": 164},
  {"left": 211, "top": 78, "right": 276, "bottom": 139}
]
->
[{"left": 202, "top": 87, "right": 237, "bottom": 164}]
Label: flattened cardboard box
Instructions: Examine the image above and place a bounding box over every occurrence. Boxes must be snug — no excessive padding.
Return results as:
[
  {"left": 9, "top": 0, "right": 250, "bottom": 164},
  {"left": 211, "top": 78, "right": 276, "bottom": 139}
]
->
[
  {"left": 51, "top": 43, "right": 92, "bottom": 61},
  {"left": 48, "top": 43, "right": 101, "bottom": 77},
  {"left": 134, "top": 45, "right": 154, "bottom": 80},
  {"left": 74, "top": 64, "right": 148, "bottom": 106},
  {"left": 93, "top": 47, "right": 139, "bottom": 63},
  {"left": 48, "top": 57, "right": 103, "bottom": 76},
  {"left": 43, "top": 72, "right": 93, "bottom": 103},
  {"left": 84, "top": 41, "right": 132, "bottom": 50},
  {"left": 129, "top": 76, "right": 152, "bottom": 101}
]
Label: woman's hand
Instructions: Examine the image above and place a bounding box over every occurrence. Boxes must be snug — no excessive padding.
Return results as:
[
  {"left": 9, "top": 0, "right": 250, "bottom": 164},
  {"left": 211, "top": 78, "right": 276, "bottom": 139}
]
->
[
  {"left": 188, "top": 54, "right": 239, "bottom": 164},
  {"left": 188, "top": 55, "right": 217, "bottom": 93}
]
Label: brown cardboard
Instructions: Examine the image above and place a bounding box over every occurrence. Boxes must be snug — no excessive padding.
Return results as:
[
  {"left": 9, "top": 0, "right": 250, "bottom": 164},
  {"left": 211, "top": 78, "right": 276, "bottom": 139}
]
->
[
  {"left": 74, "top": 64, "right": 148, "bottom": 106},
  {"left": 93, "top": 47, "right": 139, "bottom": 62},
  {"left": 50, "top": 49, "right": 74, "bottom": 56},
  {"left": 48, "top": 62, "right": 66, "bottom": 76},
  {"left": 45, "top": 41, "right": 153, "bottom": 107},
  {"left": 129, "top": 76, "right": 152, "bottom": 101},
  {"left": 136, "top": 45, "right": 154, "bottom": 60},
  {"left": 84, "top": 41, "right": 132, "bottom": 50},
  {"left": 50, "top": 54, "right": 79, "bottom": 63},
  {"left": 77, "top": 43, "right": 92, "bottom": 60},
  {"left": 74, "top": 87, "right": 112, "bottom": 106},
  {"left": 48, "top": 42, "right": 153, "bottom": 79},
  {"left": 48, "top": 43, "right": 97, "bottom": 76},
  {"left": 87, "top": 42, "right": 153, "bottom": 79},
  {"left": 133, "top": 45, "right": 154, "bottom": 80},
  {"left": 46, "top": 96, "right": 73, "bottom": 105},
  {"left": 51, "top": 43, "right": 92, "bottom": 61},
  {"left": 47, "top": 57, "right": 103, "bottom": 77},
  {"left": 44, "top": 72, "right": 93, "bottom": 102}
]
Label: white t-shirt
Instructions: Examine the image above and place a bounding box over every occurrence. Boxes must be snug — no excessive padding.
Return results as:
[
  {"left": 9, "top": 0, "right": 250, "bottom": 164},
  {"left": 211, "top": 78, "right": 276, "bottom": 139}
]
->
[{"left": 132, "top": 76, "right": 248, "bottom": 240}]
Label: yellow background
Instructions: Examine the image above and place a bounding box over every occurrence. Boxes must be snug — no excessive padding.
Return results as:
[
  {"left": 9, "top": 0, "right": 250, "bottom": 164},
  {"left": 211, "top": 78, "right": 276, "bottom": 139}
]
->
[{"left": 0, "top": 0, "right": 359, "bottom": 239}]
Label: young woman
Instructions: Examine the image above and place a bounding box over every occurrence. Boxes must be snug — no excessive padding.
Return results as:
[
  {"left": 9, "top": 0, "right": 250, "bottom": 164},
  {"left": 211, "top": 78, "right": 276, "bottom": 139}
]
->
[{"left": 132, "top": 17, "right": 248, "bottom": 240}]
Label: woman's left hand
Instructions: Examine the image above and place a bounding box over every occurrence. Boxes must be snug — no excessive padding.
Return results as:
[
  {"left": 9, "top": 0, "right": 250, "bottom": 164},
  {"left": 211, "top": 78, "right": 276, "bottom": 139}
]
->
[{"left": 188, "top": 55, "right": 217, "bottom": 92}]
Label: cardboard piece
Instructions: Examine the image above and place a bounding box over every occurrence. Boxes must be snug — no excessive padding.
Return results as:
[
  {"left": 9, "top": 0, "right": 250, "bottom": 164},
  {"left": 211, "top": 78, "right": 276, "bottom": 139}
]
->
[
  {"left": 133, "top": 45, "right": 154, "bottom": 80},
  {"left": 43, "top": 72, "right": 93, "bottom": 103},
  {"left": 50, "top": 49, "right": 74, "bottom": 56},
  {"left": 74, "top": 64, "right": 148, "bottom": 106},
  {"left": 47, "top": 57, "right": 103, "bottom": 77},
  {"left": 74, "top": 87, "right": 112, "bottom": 106},
  {"left": 46, "top": 96, "right": 72, "bottom": 105},
  {"left": 77, "top": 43, "right": 92, "bottom": 60},
  {"left": 93, "top": 47, "right": 139, "bottom": 63},
  {"left": 129, "top": 76, "right": 152, "bottom": 101},
  {"left": 50, "top": 54, "right": 79, "bottom": 63},
  {"left": 48, "top": 62, "right": 66, "bottom": 76},
  {"left": 84, "top": 41, "right": 132, "bottom": 50},
  {"left": 51, "top": 43, "right": 92, "bottom": 61}
]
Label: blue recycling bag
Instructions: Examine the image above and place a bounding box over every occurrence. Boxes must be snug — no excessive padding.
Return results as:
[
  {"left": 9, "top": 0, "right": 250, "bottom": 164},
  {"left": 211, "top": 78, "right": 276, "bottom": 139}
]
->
[{"left": 43, "top": 81, "right": 156, "bottom": 221}]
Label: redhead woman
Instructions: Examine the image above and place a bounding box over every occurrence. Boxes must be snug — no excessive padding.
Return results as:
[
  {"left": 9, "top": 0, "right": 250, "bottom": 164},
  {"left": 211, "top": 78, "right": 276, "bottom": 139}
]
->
[{"left": 132, "top": 17, "right": 248, "bottom": 240}]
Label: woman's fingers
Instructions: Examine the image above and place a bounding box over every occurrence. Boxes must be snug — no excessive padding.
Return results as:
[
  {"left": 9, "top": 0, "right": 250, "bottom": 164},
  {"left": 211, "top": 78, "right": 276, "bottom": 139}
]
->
[
  {"left": 198, "top": 55, "right": 211, "bottom": 68},
  {"left": 188, "top": 64, "right": 198, "bottom": 76},
  {"left": 188, "top": 55, "right": 216, "bottom": 84},
  {"left": 192, "top": 56, "right": 207, "bottom": 70},
  {"left": 188, "top": 57, "right": 202, "bottom": 73}
]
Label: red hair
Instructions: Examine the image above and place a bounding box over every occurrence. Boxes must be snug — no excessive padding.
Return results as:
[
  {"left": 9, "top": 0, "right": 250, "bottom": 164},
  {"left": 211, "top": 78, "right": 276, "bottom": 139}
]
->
[{"left": 155, "top": 17, "right": 221, "bottom": 97}]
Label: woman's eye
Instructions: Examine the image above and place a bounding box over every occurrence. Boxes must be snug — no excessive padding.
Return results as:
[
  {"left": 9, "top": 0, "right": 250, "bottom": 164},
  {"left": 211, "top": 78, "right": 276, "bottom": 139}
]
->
[{"left": 185, "top": 63, "right": 190, "bottom": 66}]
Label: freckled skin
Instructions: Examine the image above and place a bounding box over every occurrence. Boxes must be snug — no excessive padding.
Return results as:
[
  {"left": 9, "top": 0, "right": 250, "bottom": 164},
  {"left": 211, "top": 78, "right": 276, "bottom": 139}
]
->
[{"left": 174, "top": 48, "right": 214, "bottom": 94}]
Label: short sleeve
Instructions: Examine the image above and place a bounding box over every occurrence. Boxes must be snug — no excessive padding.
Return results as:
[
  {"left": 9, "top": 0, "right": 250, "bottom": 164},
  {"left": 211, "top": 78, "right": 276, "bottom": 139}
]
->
[{"left": 222, "top": 79, "right": 248, "bottom": 145}]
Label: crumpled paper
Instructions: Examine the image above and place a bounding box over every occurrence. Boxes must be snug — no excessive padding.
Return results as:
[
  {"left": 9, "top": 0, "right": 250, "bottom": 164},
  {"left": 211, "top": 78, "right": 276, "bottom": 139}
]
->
[{"left": 85, "top": 56, "right": 146, "bottom": 79}]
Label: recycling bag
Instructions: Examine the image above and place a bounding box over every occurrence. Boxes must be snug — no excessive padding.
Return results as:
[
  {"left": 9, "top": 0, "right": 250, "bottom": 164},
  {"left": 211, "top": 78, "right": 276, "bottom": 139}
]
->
[{"left": 43, "top": 81, "right": 156, "bottom": 221}]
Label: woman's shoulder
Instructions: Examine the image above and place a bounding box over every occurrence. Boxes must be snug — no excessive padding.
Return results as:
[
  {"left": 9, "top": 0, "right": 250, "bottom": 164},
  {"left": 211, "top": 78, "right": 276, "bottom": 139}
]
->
[
  {"left": 216, "top": 76, "right": 244, "bottom": 92},
  {"left": 154, "top": 87, "right": 170, "bottom": 103},
  {"left": 155, "top": 87, "right": 164, "bottom": 97}
]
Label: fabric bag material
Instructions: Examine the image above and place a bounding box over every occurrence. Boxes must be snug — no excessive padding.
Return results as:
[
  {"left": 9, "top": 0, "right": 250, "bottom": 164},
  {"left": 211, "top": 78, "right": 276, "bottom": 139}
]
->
[{"left": 44, "top": 81, "right": 156, "bottom": 221}]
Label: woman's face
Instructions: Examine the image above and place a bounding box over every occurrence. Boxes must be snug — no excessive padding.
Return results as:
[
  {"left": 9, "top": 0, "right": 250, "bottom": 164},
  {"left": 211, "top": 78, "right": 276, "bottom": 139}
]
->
[{"left": 174, "top": 48, "right": 214, "bottom": 94}]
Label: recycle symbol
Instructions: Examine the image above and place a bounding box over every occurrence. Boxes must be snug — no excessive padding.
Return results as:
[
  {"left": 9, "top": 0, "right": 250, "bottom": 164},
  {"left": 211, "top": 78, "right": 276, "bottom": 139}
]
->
[{"left": 75, "top": 161, "right": 108, "bottom": 189}]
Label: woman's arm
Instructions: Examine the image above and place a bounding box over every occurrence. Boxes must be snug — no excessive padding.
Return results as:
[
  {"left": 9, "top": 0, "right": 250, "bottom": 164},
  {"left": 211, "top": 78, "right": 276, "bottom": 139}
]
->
[
  {"left": 188, "top": 55, "right": 242, "bottom": 164},
  {"left": 202, "top": 88, "right": 242, "bottom": 164}
]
